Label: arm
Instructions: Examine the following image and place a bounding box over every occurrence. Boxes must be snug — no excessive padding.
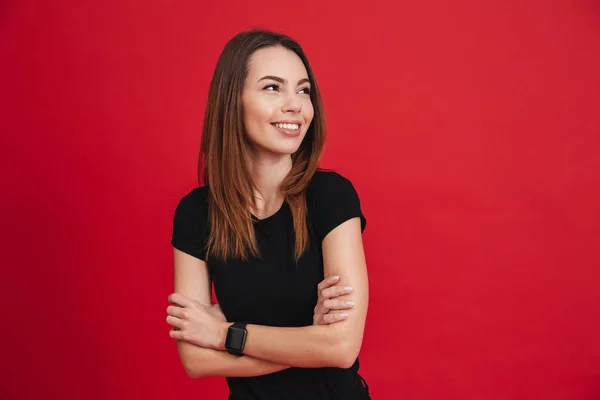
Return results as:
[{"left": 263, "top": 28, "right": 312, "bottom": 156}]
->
[
  {"left": 177, "top": 341, "right": 290, "bottom": 378},
  {"left": 171, "top": 248, "right": 291, "bottom": 378},
  {"left": 216, "top": 217, "right": 369, "bottom": 369}
]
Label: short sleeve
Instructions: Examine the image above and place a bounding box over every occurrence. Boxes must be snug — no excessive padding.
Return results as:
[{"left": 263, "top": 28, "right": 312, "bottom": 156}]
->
[
  {"left": 309, "top": 171, "right": 367, "bottom": 243},
  {"left": 170, "top": 187, "right": 209, "bottom": 261}
]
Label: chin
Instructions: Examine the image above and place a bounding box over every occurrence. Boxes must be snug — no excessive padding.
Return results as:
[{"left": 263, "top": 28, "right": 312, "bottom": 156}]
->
[
  {"left": 246, "top": 131, "right": 307, "bottom": 158},
  {"left": 267, "top": 144, "right": 302, "bottom": 156},
  {"left": 256, "top": 139, "right": 304, "bottom": 157}
]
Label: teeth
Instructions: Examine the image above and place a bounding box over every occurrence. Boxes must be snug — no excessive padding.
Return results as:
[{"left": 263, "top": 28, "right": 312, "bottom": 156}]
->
[{"left": 274, "top": 123, "right": 299, "bottom": 130}]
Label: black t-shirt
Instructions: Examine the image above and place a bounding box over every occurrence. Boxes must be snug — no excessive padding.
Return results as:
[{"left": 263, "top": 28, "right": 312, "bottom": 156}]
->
[{"left": 171, "top": 170, "right": 369, "bottom": 400}]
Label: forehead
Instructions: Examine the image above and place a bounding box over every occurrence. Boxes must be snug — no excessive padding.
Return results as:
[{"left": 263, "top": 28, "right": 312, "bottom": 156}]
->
[{"left": 246, "top": 46, "right": 308, "bottom": 81}]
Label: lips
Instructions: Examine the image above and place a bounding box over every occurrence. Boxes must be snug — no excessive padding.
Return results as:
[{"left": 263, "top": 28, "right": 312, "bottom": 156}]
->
[{"left": 271, "top": 122, "right": 301, "bottom": 137}]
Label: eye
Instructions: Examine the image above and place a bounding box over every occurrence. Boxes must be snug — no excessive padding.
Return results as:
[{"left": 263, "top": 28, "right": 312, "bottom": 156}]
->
[
  {"left": 263, "top": 84, "right": 280, "bottom": 91},
  {"left": 298, "top": 87, "right": 311, "bottom": 95}
]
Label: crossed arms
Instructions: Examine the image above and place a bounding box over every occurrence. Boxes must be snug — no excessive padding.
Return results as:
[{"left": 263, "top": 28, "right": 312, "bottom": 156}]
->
[{"left": 167, "top": 217, "right": 368, "bottom": 378}]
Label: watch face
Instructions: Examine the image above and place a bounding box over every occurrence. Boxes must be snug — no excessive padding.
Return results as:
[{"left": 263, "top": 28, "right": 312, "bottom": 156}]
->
[{"left": 226, "top": 326, "right": 246, "bottom": 350}]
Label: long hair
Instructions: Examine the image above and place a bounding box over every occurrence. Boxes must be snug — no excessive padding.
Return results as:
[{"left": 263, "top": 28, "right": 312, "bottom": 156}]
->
[{"left": 199, "top": 29, "right": 327, "bottom": 262}]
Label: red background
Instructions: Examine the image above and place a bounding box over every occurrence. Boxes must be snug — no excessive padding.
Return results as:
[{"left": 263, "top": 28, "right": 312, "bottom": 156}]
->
[{"left": 1, "top": 1, "right": 599, "bottom": 399}]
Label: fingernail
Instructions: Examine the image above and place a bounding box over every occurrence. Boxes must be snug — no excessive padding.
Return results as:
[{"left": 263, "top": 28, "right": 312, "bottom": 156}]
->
[
  {"left": 346, "top": 301, "right": 355, "bottom": 306},
  {"left": 344, "top": 286, "right": 353, "bottom": 291},
  {"left": 330, "top": 275, "right": 340, "bottom": 281},
  {"left": 339, "top": 313, "right": 349, "bottom": 318}
]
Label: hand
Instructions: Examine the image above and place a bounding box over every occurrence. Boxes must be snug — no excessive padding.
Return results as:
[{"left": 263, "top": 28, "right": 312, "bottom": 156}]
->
[
  {"left": 166, "top": 293, "right": 228, "bottom": 349},
  {"left": 313, "top": 275, "right": 355, "bottom": 325}
]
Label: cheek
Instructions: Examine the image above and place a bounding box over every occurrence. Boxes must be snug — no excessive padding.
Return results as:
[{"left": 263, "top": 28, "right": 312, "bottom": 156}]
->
[
  {"left": 244, "top": 102, "right": 268, "bottom": 133},
  {"left": 249, "top": 97, "right": 275, "bottom": 120},
  {"left": 305, "top": 103, "right": 315, "bottom": 125}
]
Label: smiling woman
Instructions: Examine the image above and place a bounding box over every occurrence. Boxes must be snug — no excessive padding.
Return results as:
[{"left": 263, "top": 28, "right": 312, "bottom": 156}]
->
[
  {"left": 167, "top": 29, "right": 371, "bottom": 400},
  {"left": 254, "top": 74, "right": 311, "bottom": 137},
  {"left": 242, "top": 47, "right": 314, "bottom": 164}
]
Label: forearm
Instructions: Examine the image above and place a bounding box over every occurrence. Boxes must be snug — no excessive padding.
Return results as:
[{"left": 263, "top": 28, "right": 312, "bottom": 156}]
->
[
  {"left": 219, "top": 323, "right": 356, "bottom": 369},
  {"left": 177, "top": 341, "right": 290, "bottom": 378}
]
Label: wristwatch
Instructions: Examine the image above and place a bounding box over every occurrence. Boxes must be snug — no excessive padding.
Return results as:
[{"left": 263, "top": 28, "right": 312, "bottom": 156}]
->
[{"left": 225, "top": 322, "right": 247, "bottom": 356}]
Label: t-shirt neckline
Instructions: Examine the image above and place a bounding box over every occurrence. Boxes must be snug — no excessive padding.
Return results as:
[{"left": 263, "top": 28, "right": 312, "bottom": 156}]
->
[{"left": 250, "top": 201, "right": 287, "bottom": 223}]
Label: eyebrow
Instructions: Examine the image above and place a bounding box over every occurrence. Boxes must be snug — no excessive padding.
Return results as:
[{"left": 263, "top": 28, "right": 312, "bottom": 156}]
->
[{"left": 257, "top": 75, "right": 310, "bottom": 86}]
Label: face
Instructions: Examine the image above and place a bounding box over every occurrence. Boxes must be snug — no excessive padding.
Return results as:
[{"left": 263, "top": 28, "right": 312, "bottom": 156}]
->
[{"left": 242, "top": 46, "right": 314, "bottom": 159}]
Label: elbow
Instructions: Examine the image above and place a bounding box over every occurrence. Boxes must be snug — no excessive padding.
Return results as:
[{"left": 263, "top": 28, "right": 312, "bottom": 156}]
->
[
  {"left": 181, "top": 355, "right": 205, "bottom": 379},
  {"left": 327, "top": 328, "right": 362, "bottom": 369},
  {"left": 182, "top": 359, "right": 214, "bottom": 379},
  {"left": 184, "top": 367, "right": 201, "bottom": 379},
  {"left": 178, "top": 343, "right": 208, "bottom": 379},
  {"left": 326, "top": 323, "right": 363, "bottom": 369},
  {"left": 339, "top": 354, "right": 359, "bottom": 370},
  {"left": 333, "top": 341, "right": 361, "bottom": 369}
]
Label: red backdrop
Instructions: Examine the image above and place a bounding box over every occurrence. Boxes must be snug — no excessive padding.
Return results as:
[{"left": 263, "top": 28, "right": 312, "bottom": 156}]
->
[{"left": 1, "top": 1, "right": 599, "bottom": 399}]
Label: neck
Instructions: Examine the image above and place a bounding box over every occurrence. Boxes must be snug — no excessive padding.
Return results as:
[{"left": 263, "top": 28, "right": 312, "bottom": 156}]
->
[{"left": 248, "top": 153, "right": 292, "bottom": 207}]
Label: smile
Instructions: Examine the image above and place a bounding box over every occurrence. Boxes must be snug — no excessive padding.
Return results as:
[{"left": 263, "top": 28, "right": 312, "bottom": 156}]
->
[
  {"left": 272, "top": 122, "right": 300, "bottom": 130},
  {"left": 271, "top": 122, "right": 302, "bottom": 137}
]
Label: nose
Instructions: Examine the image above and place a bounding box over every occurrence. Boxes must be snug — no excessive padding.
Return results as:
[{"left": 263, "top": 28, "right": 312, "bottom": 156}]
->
[{"left": 282, "top": 92, "right": 302, "bottom": 113}]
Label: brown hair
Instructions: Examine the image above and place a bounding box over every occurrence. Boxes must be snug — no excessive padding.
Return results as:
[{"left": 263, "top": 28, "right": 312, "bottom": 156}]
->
[{"left": 199, "top": 29, "right": 326, "bottom": 262}]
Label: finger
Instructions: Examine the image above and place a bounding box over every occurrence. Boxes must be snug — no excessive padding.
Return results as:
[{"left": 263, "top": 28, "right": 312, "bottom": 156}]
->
[
  {"left": 168, "top": 293, "right": 194, "bottom": 308},
  {"left": 166, "top": 305, "right": 185, "bottom": 317},
  {"left": 317, "top": 275, "right": 340, "bottom": 291},
  {"left": 323, "top": 299, "right": 355, "bottom": 310},
  {"left": 322, "top": 312, "right": 349, "bottom": 324},
  {"left": 321, "top": 285, "right": 353, "bottom": 299},
  {"left": 313, "top": 304, "right": 327, "bottom": 320},
  {"left": 169, "top": 328, "right": 184, "bottom": 340},
  {"left": 166, "top": 315, "right": 183, "bottom": 329}
]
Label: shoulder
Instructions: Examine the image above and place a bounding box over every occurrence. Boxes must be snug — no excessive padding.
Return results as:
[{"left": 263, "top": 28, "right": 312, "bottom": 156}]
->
[
  {"left": 307, "top": 169, "right": 357, "bottom": 197},
  {"left": 307, "top": 169, "right": 366, "bottom": 242},
  {"left": 173, "top": 185, "right": 210, "bottom": 222},
  {"left": 177, "top": 185, "right": 209, "bottom": 204},
  {"left": 176, "top": 185, "right": 209, "bottom": 207},
  {"left": 171, "top": 186, "right": 210, "bottom": 259}
]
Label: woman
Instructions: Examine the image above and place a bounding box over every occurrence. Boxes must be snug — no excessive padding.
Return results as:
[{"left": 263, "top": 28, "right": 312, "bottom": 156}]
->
[{"left": 167, "top": 29, "right": 371, "bottom": 399}]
